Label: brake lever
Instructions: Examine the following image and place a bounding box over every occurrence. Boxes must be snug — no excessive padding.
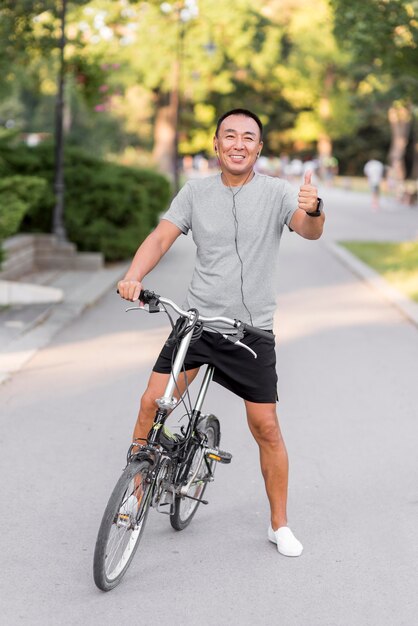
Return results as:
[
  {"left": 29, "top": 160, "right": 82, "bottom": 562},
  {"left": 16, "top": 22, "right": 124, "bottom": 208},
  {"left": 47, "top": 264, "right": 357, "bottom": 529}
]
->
[
  {"left": 125, "top": 303, "right": 163, "bottom": 313},
  {"left": 222, "top": 334, "right": 257, "bottom": 359}
]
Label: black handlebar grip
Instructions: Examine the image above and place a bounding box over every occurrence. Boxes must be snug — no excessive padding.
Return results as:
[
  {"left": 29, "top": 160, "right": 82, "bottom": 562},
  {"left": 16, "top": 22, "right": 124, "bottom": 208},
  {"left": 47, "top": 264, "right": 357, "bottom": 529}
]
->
[
  {"left": 139, "top": 289, "right": 159, "bottom": 304},
  {"left": 243, "top": 324, "right": 275, "bottom": 341},
  {"left": 116, "top": 287, "right": 150, "bottom": 301}
]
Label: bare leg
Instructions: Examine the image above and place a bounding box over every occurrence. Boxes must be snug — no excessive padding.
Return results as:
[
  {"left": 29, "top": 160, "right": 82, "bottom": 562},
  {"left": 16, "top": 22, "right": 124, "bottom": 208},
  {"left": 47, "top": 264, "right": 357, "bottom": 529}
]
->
[
  {"left": 133, "top": 368, "right": 200, "bottom": 448},
  {"left": 130, "top": 368, "right": 200, "bottom": 505},
  {"left": 245, "top": 401, "right": 289, "bottom": 530},
  {"left": 371, "top": 185, "right": 380, "bottom": 210}
]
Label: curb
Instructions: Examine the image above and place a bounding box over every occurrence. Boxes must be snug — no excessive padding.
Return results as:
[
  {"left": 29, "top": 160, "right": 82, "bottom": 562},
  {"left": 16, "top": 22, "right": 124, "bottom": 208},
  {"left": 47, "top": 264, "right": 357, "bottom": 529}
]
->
[
  {"left": 0, "top": 280, "right": 63, "bottom": 305},
  {"left": 325, "top": 241, "right": 418, "bottom": 329},
  {"left": 0, "top": 263, "right": 128, "bottom": 385}
]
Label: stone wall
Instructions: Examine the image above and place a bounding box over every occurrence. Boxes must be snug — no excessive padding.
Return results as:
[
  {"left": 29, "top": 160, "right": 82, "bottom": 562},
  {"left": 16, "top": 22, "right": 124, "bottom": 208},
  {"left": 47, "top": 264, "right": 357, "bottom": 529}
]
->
[{"left": 0, "top": 234, "right": 104, "bottom": 280}]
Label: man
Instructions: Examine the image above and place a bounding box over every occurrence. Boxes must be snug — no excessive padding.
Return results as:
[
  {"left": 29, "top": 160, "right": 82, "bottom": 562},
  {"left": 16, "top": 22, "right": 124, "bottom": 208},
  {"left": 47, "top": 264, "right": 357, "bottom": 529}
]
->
[
  {"left": 364, "top": 158, "right": 384, "bottom": 210},
  {"left": 118, "top": 108, "right": 325, "bottom": 557}
]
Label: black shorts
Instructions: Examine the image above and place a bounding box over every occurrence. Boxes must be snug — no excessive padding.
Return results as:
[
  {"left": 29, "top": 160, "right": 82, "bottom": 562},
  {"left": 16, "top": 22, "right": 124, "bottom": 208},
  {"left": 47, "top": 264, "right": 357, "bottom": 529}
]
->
[{"left": 153, "top": 328, "right": 278, "bottom": 404}]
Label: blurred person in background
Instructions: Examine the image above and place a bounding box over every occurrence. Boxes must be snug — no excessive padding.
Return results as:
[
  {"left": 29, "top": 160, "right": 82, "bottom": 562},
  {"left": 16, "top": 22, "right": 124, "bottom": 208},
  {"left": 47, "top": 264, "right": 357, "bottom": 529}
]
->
[
  {"left": 302, "top": 156, "right": 319, "bottom": 184},
  {"left": 364, "top": 159, "right": 385, "bottom": 210}
]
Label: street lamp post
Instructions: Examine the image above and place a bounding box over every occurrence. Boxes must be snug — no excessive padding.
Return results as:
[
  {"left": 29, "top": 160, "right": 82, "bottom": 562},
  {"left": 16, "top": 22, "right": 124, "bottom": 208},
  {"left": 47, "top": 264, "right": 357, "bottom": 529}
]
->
[
  {"left": 171, "top": 13, "right": 183, "bottom": 195},
  {"left": 161, "top": 1, "right": 198, "bottom": 195},
  {"left": 53, "top": 0, "right": 67, "bottom": 241}
]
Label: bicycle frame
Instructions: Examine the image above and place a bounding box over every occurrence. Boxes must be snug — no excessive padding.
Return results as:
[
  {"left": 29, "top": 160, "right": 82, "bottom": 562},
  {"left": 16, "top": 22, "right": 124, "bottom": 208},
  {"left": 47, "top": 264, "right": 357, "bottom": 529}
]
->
[
  {"left": 146, "top": 313, "right": 213, "bottom": 444},
  {"left": 94, "top": 292, "right": 238, "bottom": 592},
  {"left": 125, "top": 292, "right": 264, "bottom": 449},
  {"left": 133, "top": 315, "right": 218, "bottom": 513},
  {"left": 124, "top": 289, "right": 253, "bottom": 466}
]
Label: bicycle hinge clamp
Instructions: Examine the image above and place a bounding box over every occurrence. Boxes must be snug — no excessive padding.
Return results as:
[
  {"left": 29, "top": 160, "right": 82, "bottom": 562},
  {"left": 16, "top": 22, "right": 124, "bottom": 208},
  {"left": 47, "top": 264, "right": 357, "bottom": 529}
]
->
[{"left": 156, "top": 396, "right": 178, "bottom": 410}]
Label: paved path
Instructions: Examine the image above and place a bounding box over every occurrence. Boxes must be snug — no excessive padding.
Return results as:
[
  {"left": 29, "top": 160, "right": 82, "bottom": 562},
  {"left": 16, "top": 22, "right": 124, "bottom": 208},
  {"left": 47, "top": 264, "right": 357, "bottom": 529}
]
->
[
  {"left": 0, "top": 187, "right": 417, "bottom": 625},
  {"left": 0, "top": 264, "right": 128, "bottom": 384}
]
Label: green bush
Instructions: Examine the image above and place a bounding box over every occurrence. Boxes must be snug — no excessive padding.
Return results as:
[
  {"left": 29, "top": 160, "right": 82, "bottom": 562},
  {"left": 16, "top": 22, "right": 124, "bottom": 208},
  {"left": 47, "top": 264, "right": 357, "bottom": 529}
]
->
[
  {"left": 0, "top": 142, "right": 171, "bottom": 260},
  {"left": 0, "top": 176, "right": 48, "bottom": 264}
]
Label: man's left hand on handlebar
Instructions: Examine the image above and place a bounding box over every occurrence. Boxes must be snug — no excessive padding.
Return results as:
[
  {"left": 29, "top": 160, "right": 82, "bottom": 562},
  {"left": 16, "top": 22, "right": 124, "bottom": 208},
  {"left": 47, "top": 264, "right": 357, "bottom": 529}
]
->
[{"left": 117, "top": 279, "right": 143, "bottom": 302}]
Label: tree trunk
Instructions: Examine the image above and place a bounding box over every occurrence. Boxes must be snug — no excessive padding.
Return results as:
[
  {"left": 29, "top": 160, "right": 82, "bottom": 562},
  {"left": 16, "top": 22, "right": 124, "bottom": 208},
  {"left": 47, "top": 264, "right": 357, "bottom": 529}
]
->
[
  {"left": 152, "top": 90, "right": 175, "bottom": 183},
  {"left": 387, "top": 103, "right": 412, "bottom": 183},
  {"left": 317, "top": 133, "right": 332, "bottom": 158},
  {"left": 411, "top": 109, "right": 418, "bottom": 180},
  {"left": 317, "top": 66, "right": 334, "bottom": 178}
]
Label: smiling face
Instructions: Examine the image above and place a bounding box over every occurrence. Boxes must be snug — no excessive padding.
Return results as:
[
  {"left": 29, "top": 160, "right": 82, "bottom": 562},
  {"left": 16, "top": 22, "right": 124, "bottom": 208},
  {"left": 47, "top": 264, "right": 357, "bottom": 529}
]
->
[{"left": 214, "top": 114, "right": 263, "bottom": 184}]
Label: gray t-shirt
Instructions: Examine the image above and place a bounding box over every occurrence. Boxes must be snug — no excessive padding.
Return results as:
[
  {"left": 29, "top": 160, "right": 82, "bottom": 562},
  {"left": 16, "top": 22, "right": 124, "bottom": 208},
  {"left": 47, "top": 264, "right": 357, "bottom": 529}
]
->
[{"left": 162, "top": 172, "right": 298, "bottom": 331}]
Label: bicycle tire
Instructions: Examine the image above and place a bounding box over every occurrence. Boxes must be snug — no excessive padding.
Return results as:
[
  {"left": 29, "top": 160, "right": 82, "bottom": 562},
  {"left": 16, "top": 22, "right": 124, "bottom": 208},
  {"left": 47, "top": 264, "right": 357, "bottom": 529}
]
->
[
  {"left": 170, "top": 414, "right": 220, "bottom": 531},
  {"left": 93, "top": 460, "right": 152, "bottom": 591}
]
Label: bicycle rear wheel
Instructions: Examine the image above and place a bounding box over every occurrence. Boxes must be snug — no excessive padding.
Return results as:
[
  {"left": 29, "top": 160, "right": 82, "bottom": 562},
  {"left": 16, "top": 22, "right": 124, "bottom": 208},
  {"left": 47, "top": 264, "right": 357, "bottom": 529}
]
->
[
  {"left": 93, "top": 460, "right": 151, "bottom": 591},
  {"left": 170, "top": 414, "right": 220, "bottom": 531}
]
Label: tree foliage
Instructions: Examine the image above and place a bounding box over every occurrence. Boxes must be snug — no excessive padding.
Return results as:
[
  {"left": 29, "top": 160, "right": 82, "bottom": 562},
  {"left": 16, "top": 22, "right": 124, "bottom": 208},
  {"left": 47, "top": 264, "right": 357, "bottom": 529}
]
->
[
  {"left": 0, "top": 141, "right": 170, "bottom": 260},
  {"left": 0, "top": 175, "right": 47, "bottom": 266},
  {"left": 2, "top": 0, "right": 414, "bottom": 176},
  {"left": 331, "top": 0, "right": 418, "bottom": 94},
  {"left": 331, "top": 0, "right": 418, "bottom": 177}
]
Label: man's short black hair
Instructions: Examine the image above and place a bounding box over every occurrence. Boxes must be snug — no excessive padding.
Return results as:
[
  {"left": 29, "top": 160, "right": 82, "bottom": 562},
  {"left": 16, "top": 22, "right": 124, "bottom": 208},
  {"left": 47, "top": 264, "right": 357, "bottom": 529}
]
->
[{"left": 215, "top": 108, "right": 263, "bottom": 140}]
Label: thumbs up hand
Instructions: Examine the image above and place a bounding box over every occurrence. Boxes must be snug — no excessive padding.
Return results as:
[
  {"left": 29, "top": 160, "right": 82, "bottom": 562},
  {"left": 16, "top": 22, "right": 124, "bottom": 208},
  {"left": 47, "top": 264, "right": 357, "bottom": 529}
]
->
[{"left": 298, "top": 170, "right": 318, "bottom": 213}]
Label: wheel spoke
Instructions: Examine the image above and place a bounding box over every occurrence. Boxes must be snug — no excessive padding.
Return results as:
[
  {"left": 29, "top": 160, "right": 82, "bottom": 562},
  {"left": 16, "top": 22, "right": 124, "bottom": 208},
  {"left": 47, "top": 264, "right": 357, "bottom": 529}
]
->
[
  {"left": 94, "top": 461, "right": 151, "bottom": 590},
  {"left": 171, "top": 417, "right": 219, "bottom": 530},
  {"left": 105, "top": 482, "right": 138, "bottom": 578}
]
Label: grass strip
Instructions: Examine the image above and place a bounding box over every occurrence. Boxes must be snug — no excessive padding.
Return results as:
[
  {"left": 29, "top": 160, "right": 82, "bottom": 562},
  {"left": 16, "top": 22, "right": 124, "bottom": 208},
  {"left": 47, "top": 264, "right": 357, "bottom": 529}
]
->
[{"left": 340, "top": 241, "right": 418, "bottom": 303}]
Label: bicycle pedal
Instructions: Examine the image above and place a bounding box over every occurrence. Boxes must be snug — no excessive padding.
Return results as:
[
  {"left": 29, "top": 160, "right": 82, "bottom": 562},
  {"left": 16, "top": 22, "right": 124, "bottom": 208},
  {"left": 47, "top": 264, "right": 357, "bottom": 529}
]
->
[
  {"left": 156, "top": 502, "right": 174, "bottom": 515},
  {"left": 156, "top": 488, "right": 175, "bottom": 515},
  {"left": 206, "top": 448, "right": 232, "bottom": 464}
]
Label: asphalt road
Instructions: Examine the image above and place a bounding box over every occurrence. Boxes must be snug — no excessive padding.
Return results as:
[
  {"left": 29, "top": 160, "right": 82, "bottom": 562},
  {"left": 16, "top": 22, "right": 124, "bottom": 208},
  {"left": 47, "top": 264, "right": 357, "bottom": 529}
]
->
[{"left": 1, "top": 187, "right": 417, "bottom": 625}]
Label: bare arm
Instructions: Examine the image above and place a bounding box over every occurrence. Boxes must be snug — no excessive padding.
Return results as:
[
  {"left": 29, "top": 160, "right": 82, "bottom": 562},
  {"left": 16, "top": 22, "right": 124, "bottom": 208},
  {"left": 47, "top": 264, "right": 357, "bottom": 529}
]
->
[
  {"left": 289, "top": 171, "right": 325, "bottom": 240},
  {"left": 117, "top": 219, "right": 183, "bottom": 301},
  {"left": 289, "top": 207, "right": 325, "bottom": 240}
]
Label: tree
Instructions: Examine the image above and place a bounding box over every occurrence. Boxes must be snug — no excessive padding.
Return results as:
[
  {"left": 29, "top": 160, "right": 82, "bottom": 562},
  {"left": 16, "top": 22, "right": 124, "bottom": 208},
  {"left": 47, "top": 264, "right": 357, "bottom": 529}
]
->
[
  {"left": 3, "top": 0, "right": 391, "bottom": 179},
  {"left": 113, "top": 0, "right": 299, "bottom": 177},
  {"left": 259, "top": 0, "right": 359, "bottom": 171},
  {"left": 331, "top": 0, "right": 418, "bottom": 180}
]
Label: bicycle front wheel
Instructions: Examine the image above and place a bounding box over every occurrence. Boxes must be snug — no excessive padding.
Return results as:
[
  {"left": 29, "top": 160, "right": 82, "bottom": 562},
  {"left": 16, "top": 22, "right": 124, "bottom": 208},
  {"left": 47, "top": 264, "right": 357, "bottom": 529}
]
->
[
  {"left": 93, "top": 460, "right": 151, "bottom": 591},
  {"left": 170, "top": 414, "right": 220, "bottom": 531}
]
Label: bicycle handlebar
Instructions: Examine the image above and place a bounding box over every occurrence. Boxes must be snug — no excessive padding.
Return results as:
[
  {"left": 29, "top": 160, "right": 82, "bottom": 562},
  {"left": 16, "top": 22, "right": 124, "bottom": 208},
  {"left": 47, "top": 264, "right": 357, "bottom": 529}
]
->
[
  {"left": 136, "top": 289, "right": 274, "bottom": 342},
  {"left": 241, "top": 323, "right": 273, "bottom": 340},
  {"left": 118, "top": 287, "right": 273, "bottom": 346}
]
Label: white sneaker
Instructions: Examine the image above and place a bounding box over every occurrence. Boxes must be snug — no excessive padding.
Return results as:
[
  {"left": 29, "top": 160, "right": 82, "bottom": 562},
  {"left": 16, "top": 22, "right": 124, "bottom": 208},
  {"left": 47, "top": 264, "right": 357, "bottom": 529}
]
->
[{"left": 268, "top": 525, "right": 303, "bottom": 557}]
